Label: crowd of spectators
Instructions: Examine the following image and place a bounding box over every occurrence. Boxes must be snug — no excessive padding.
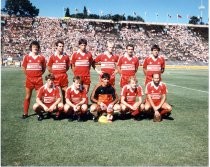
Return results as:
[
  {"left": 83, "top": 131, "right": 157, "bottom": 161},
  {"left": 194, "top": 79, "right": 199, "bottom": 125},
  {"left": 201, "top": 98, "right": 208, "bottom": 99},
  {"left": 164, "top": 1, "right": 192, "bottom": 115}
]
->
[{"left": 1, "top": 15, "right": 208, "bottom": 66}]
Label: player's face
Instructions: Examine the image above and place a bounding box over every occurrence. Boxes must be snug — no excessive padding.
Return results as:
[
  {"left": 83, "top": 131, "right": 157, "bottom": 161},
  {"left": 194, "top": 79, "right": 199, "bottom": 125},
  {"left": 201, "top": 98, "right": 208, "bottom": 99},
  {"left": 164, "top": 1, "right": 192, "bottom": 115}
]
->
[
  {"left": 107, "top": 44, "right": 114, "bottom": 53},
  {"left": 130, "top": 80, "right": 137, "bottom": 89},
  {"left": 79, "top": 44, "right": 87, "bottom": 52},
  {"left": 102, "top": 78, "right": 110, "bottom": 86},
  {"left": 57, "top": 43, "right": 64, "bottom": 53},
  {"left": 47, "top": 79, "right": 54, "bottom": 88},
  {"left": 74, "top": 80, "right": 81, "bottom": 90},
  {"left": 152, "top": 49, "right": 159, "bottom": 57},
  {"left": 126, "top": 46, "right": 134, "bottom": 56},
  {"left": 153, "top": 74, "right": 160, "bottom": 84},
  {"left": 31, "top": 45, "right": 39, "bottom": 54}
]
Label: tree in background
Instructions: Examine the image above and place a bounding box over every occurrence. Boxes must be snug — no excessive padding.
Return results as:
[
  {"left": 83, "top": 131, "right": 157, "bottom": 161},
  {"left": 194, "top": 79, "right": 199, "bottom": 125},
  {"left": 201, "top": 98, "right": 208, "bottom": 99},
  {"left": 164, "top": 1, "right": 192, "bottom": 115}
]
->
[
  {"left": 189, "top": 16, "right": 200, "bottom": 25},
  {"left": 2, "top": 0, "right": 39, "bottom": 17},
  {"left": 65, "top": 8, "right": 70, "bottom": 17},
  {"left": 83, "top": 6, "right": 88, "bottom": 18}
]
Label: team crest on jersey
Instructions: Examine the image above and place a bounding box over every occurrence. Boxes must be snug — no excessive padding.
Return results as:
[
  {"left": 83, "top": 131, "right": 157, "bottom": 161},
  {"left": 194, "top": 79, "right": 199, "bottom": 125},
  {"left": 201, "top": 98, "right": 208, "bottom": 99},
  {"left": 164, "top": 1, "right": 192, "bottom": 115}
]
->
[
  {"left": 112, "top": 59, "right": 114, "bottom": 61},
  {"left": 78, "top": 57, "right": 81, "bottom": 59},
  {"left": 105, "top": 59, "right": 107, "bottom": 61},
  {"left": 151, "top": 90, "right": 154, "bottom": 93},
  {"left": 56, "top": 60, "right": 58, "bottom": 63},
  {"left": 29, "top": 60, "right": 31, "bottom": 62},
  {"left": 63, "top": 60, "right": 65, "bottom": 62},
  {"left": 45, "top": 93, "right": 47, "bottom": 96},
  {"left": 38, "top": 60, "right": 40, "bottom": 63},
  {"left": 124, "top": 61, "right": 127, "bottom": 64}
]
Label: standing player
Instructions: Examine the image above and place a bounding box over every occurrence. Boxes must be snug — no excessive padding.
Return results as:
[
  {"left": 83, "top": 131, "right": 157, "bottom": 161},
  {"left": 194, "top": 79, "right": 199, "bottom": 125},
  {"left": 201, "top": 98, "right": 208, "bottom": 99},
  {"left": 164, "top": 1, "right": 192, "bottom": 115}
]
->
[
  {"left": 144, "top": 73, "right": 172, "bottom": 122},
  {"left": 22, "top": 41, "right": 46, "bottom": 119},
  {"left": 143, "top": 44, "right": 165, "bottom": 86},
  {"left": 120, "top": 77, "right": 144, "bottom": 120},
  {"left": 93, "top": 41, "right": 119, "bottom": 86},
  {"left": 33, "top": 74, "right": 63, "bottom": 121},
  {"left": 71, "top": 38, "right": 93, "bottom": 94},
  {"left": 90, "top": 73, "right": 120, "bottom": 122},
  {"left": 117, "top": 44, "right": 139, "bottom": 88},
  {"left": 64, "top": 76, "right": 88, "bottom": 122},
  {"left": 47, "top": 40, "right": 70, "bottom": 103}
]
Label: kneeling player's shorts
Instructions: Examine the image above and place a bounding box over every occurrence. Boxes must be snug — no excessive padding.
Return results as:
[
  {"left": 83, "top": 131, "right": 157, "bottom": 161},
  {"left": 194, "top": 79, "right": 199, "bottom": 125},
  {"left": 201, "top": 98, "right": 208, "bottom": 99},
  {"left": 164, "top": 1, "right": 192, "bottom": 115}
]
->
[
  {"left": 25, "top": 76, "right": 43, "bottom": 90},
  {"left": 54, "top": 73, "right": 68, "bottom": 88}
]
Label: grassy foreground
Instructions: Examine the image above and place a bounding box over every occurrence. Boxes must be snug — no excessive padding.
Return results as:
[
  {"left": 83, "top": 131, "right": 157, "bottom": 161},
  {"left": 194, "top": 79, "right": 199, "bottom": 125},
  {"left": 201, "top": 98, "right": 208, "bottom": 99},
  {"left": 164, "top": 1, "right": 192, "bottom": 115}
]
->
[{"left": 1, "top": 67, "right": 208, "bottom": 166}]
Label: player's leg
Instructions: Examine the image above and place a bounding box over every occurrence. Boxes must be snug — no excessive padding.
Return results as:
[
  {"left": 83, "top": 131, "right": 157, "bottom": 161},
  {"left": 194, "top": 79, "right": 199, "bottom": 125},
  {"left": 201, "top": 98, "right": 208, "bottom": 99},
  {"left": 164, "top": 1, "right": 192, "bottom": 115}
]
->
[
  {"left": 23, "top": 87, "right": 33, "bottom": 118},
  {"left": 32, "top": 103, "right": 44, "bottom": 121},
  {"left": 90, "top": 103, "right": 99, "bottom": 122},
  {"left": 160, "top": 102, "right": 172, "bottom": 118}
]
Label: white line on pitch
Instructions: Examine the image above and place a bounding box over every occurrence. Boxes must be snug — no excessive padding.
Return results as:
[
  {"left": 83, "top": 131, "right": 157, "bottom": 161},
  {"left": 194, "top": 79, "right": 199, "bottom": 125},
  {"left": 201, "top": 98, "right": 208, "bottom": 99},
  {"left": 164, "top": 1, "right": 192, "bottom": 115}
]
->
[{"left": 166, "top": 83, "right": 209, "bottom": 94}]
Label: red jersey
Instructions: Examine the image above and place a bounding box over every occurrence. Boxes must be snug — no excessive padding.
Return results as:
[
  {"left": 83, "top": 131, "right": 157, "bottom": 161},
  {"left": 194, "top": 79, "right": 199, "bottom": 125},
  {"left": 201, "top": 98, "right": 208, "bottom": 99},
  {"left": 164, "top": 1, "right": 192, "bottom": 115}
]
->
[
  {"left": 94, "top": 53, "right": 119, "bottom": 75},
  {"left": 121, "top": 84, "right": 144, "bottom": 105},
  {"left": 37, "top": 84, "right": 61, "bottom": 107},
  {"left": 71, "top": 51, "right": 93, "bottom": 76},
  {"left": 22, "top": 54, "right": 46, "bottom": 77},
  {"left": 117, "top": 55, "right": 139, "bottom": 76},
  {"left": 65, "top": 86, "right": 87, "bottom": 105},
  {"left": 47, "top": 54, "right": 70, "bottom": 74},
  {"left": 145, "top": 81, "right": 167, "bottom": 104},
  {"left": 143, "top": 55, "right": 165, "bottom": 77}
]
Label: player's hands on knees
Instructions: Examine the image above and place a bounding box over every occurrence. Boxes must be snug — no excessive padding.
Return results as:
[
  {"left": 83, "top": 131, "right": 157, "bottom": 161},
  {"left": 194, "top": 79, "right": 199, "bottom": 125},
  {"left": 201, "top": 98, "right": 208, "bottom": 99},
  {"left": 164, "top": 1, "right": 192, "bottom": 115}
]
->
[{"left": 43, "top": 106, "right": 49, "bottom": 112}]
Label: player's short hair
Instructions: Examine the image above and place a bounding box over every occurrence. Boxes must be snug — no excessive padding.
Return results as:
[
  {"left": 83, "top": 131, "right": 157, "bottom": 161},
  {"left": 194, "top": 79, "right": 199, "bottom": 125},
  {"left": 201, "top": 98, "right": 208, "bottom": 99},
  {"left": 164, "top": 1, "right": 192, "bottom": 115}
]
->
[
  {"left": 55, "top": 40, "right": 64, "bottom": 47},
  {"left": 101, "top": 73, "right": 110, "bottom": 80},
  {"left": 29, "top": 41, "right": 40, "bottom": 51},
  {"left": 73, "top": 76, "right": 82, "bottom": 83},
  {"left": 126, "top": 44, "right": 134, "bottom": 49},
  {"left": 45, "top": 73, "right": 55, "bottom": 81},
  {"left": 79, "top": 38, "right": 87, "bottom": 45},
  {"left": 107, "top": 41, "right": 115, "bottom": 47},
  {"left": 151, "top": 44, "right": 160, "bottom": 51},
  {"left": 129, "top": 76, "right": 138, "bottom": 83}
]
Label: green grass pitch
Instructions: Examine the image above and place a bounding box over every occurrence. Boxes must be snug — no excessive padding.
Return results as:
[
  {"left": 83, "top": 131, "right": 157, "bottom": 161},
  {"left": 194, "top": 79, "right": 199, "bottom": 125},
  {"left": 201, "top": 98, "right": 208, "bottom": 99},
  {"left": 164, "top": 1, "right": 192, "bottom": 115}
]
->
[{"left": 1, "top": 67, "right": 208, "bottom": 166}]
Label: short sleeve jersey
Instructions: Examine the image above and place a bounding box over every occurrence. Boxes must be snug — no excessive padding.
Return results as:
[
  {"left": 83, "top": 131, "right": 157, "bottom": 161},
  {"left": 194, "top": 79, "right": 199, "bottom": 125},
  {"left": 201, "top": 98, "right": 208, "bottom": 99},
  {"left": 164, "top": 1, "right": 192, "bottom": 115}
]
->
[
  {"left": 71, "top": 51, "right": 93, "bottom": 76},
  {"left": 65, "top": 86, "right": 87, "bottom": 105},
  {"left": 121, "top": 84, "right": 144, "bottom": 105},
  {"left": 47, "top": 54, "right": 70, "bottom": 74},
  {"left": 22, "top": 54, "right": 46, "bottom": 77},
  {"left": 94, "top": 53, "right": 119, "bottom": 74},
  {"left": 145, "top": 81, "right": 167, "bottom": 104},
  {"left": 117, "top": 55, "right": 139, "bottom": 76},
  {"left": 37, "top": 84, "right": 61, "bottom": 107},
  {"left": 143, "top": 55, "right": 165, "bottom": 77}
]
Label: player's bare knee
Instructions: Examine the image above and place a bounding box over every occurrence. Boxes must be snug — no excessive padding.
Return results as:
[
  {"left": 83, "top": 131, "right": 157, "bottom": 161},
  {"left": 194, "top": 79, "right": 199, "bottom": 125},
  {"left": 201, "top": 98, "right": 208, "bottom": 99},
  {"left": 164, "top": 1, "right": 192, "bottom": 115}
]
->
[
  {"left": 58, "top": 103, "right": 64, "bottom": 110},
  {"left": 113, "top": 104, "right": 121, "bottom": 114},
  {"left": 33, "top": 103, "right": 39, "bottom": 111},
  {"left": 64, "top": 104, "right": 70, "bottom": 113},
  {"left": 81, "top": 104, "right": 88, "bottom": 112}
]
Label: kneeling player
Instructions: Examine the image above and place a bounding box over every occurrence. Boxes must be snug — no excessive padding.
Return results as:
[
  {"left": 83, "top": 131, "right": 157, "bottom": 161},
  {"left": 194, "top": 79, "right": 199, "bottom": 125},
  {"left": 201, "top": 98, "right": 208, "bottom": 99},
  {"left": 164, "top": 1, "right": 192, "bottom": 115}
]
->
[
  {"left": 33, "top": 74, "right": 63, "bottom": 121},
  {"left": 64, "top": 76, "right": 88, "bottom": 122},
  {"left": 90, "top": 73, "right": 120, "bottom": 122},
  {"left": 120, "top": 77, "right": 144, "bottom": 120},
  {"left": 145, "top": 73, "right": 172, "bottom": 122}
]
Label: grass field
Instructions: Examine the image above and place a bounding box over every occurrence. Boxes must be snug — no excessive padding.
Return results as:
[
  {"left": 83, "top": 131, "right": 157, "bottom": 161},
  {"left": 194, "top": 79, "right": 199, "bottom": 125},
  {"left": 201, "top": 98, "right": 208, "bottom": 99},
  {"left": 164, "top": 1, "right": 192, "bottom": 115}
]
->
[{"left": 1, "top": 67, "right": 208, "bottom": 166}]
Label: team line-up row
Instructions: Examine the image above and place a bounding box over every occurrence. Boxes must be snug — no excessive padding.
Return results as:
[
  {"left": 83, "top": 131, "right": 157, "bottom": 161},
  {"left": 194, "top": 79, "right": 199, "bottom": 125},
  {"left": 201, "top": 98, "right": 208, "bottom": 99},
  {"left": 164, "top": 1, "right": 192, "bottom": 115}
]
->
[{"left": 22, "top": 39, "right": 172, "bottom": 122}]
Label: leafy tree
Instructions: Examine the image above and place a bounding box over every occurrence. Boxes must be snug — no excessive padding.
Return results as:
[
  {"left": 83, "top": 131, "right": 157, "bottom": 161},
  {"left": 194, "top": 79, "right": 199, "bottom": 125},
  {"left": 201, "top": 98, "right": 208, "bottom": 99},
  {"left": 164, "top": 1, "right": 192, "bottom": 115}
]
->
[
  {"left": 2, "top": 0, "right": 39, "bottom": 17},
  {"left": 87, "top": 14, "right": 100, "bottom": 19},
  {"left": 189, "top": 16, "right": 200, "bottom": 25},
  {"left": 111, "top": 14, "right": 126, "bottom": 22},
  {"left": 65, "top": 8, "right": 70, "bottom": 17}
]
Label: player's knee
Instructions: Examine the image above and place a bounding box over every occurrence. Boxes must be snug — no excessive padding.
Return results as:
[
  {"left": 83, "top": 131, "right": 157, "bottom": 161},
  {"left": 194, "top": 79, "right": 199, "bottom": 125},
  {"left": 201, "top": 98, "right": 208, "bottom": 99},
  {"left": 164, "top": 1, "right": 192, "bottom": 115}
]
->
[
  {"left": 144, "top": 104, "right": 151, "bottom": 111},
  {"left": 90, "top": 104, "right": 98, "bottom": 113},
  {"left": 113, "top": 104, "right": 121, "bottom": 114},
  {"left": 168, "top": 105, "right": 172, "bottom": 112},
  {"left": 64, "top": 104, "right": 70, "bottom": 113},
  {"left": 120, "top": 104, "right": 127, "bottom": 111},
  {"left": 140, "top": 103, "right": 145, "bottom": 111},
  {"left": 58, "top": 103, "right": 64, "bottom": 110},
  {"left": 81, "top": 104, "right": 88, "bottom": 112},
  {"left": 33, "top": 103, "right": 39, "bottom": 111}
]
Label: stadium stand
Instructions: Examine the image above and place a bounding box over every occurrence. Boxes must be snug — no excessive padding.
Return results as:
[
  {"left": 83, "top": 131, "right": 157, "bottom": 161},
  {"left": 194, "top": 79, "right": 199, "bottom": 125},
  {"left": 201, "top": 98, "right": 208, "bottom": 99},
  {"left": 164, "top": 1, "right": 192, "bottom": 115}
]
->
[{"left": 1, "top": 15, "right": 208, "bottom": 66}]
